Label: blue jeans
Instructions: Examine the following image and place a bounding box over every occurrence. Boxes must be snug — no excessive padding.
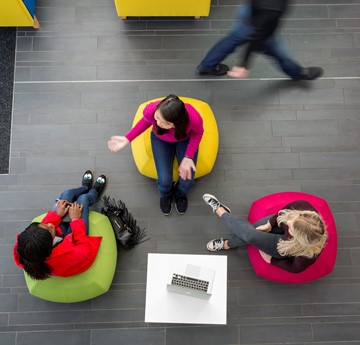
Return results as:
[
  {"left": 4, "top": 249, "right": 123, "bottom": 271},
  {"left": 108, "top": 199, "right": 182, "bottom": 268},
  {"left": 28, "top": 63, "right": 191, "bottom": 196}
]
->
[
  {"left": 53, "top": 186, "right": 98, "bottom": 235},
  {"left": 199, "top": 5, "right": 302, "bottom": 78},
  {"left": 151, "top": 131, "right": 198, "bottom": 198}
]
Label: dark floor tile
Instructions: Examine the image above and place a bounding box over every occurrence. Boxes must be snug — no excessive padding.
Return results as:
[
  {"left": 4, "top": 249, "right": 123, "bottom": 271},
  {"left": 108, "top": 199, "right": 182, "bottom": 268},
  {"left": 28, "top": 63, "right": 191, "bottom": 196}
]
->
[
  {"left": 0, "top": 333, "right": 15, "bottom": 345},
  {"left": 17, "top": 330, "right": 91, "bottom": 345},
  {"left": 92, "top": 328, "right": 166, "bottom": 345},
  {"left": 313, "top": 322, "right": 360, "bottom": 342},
  {"left": 239, "top": 323, "right": 312, "bottom": 344},
  {"left": 166, "top": 326, "right": 238, "bottom": 345},
  {"left": 328, "top": 4, "right": 360, "bottom": 18},
  {"left": 0, "top": 293, "right": 18, "bottom": 313}
]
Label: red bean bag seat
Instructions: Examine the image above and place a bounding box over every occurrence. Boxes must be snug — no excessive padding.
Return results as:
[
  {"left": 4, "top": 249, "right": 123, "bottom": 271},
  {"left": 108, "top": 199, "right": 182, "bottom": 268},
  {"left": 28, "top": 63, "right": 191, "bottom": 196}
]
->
[{"left": 247, "top": 191, "right": 337, "bottom": 284}]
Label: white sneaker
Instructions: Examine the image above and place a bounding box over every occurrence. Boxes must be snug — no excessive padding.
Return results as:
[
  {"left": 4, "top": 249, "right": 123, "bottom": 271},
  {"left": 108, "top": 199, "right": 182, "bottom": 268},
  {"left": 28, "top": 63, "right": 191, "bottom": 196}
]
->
[
  {"left": 206, "top": 238, "right": 228, "bottom": 252},
  {"left": 202, "top": 193, "right": 231, "bottom": 214}
]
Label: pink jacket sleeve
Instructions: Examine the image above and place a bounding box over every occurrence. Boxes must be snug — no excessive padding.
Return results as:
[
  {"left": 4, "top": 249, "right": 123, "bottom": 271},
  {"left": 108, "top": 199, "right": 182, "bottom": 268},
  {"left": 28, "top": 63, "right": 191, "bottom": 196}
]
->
[
  {"left": 184, "top": 104, "right": 204, "bottom": 159},
  {"left": 125, "top": 102, "right": 155, "bottom": 142}
]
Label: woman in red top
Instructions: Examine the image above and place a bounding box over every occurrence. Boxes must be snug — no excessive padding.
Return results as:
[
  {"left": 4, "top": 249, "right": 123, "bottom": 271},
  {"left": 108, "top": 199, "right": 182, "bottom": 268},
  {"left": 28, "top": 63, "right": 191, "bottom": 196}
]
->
[
  {"left": 202, "top": 194, "right": 328, "bottom": 273},
  {"left": 14, "top": 171, "right": 107, "bottom": 280}
]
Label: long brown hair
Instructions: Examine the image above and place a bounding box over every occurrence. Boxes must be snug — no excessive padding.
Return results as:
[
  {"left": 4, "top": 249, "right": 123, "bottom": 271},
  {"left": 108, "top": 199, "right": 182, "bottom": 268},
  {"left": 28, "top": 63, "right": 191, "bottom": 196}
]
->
[{"left": 155, "top": 94, "right": 189, "bottom": 140}]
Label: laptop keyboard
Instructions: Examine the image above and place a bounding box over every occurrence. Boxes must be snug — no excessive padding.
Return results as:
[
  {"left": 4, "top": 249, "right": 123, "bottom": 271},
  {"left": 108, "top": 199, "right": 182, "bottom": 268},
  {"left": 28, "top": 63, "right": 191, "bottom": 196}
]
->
[{"left": 171, "top": 273, "right": 209, "bottom": 292}]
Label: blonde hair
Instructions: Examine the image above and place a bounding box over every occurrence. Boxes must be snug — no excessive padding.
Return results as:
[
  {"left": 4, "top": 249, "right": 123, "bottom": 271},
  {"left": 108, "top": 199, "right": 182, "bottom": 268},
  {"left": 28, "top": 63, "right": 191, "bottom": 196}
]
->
[{"left": 276, "top": 209, "right": 327, "bottom": 258}]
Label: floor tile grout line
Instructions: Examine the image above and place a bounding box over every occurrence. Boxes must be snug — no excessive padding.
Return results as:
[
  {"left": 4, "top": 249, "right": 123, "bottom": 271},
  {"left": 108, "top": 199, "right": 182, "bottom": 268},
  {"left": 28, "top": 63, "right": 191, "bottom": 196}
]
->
[{"left": 14, "top": 76, "right": 360, "bottom": 84}]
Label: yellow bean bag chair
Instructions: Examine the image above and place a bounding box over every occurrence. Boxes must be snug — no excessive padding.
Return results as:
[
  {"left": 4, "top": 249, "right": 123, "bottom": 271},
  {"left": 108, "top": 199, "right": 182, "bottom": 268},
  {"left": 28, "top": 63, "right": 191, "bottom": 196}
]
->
[
  {"left": 131, "top": 97, "right": 218, "bottom": 180},
  {"left": 113, "top": 0, "right": 211, "bottom": 19},
  {"left": 24, "top": 211, "right": 117, "bottom": 303}
]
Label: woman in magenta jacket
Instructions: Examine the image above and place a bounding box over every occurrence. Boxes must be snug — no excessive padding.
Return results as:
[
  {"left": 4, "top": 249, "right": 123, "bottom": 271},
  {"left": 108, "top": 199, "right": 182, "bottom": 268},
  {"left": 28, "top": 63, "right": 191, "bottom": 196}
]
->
[
  {"left": 14, "top": 171, "right": 107, "bottom": 280},
  {"left": 108, "top": 94, "right": 204, "bottom": 216}
]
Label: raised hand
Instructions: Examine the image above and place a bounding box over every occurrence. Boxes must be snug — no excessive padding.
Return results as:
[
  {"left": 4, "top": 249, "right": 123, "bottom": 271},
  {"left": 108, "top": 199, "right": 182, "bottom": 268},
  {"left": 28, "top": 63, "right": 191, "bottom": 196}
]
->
[{"left": 107, "top": 136, "right": 130, "bottom": 152}]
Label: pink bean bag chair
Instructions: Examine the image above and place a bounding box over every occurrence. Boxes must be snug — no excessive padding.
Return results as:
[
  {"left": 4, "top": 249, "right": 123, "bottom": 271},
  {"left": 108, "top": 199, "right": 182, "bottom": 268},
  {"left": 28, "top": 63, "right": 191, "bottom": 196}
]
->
[{"left": 247, "top": 191, "right": 337, "bottom": 284}]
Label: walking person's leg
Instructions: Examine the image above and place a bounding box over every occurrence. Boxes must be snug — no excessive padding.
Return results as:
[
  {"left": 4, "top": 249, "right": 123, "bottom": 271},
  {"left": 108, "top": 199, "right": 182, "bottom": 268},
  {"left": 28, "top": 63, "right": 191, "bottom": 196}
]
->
[
  {"left": 151, "top": 132, "right": 176, "bottom": 215},
  {"left": 262, "top": 35, "right": 323, "bottom": 80},
  {"left": 197, "top": 5, "right": 252, "bottom": 75}
]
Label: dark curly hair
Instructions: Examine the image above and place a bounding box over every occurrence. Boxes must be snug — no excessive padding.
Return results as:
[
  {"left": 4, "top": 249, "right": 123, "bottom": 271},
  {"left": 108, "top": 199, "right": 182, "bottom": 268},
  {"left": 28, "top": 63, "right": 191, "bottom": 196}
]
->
[{"left": 16, "top": 222, "right": 53, "bottom": 280}]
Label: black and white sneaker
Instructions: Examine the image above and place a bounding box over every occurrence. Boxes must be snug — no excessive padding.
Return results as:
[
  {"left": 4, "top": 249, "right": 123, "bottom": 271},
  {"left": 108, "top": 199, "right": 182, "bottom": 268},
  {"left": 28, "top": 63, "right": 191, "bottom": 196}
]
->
[
  {"left": 82, "top": 170, "right": 93, "bottom": 190},
  {"left": 202, "top": 193, "right": 231, "bottom": 214},
  {"left": 206, "top": 238, "right": 228, "bottom": 252},
  {"left": 160, "top": 196, "right": 172, "bottom": 216},
  {"left": 175, "top": 195, "right": 188, "bottom": 214},
  {"left": 93, "top": 175, "right": 107, "bottom": 201}
]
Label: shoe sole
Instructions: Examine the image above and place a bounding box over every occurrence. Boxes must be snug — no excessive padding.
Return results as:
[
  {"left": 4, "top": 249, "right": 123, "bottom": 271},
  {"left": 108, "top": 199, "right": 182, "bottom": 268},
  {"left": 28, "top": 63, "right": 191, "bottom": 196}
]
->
[
  {"left": 175, "top": 206, "right": 186, "bottom": 215},
  {"left": 162, "top": 206, "right": 172, "bottom": 216},
  {"left": 197, "top": 71, "right": 227, "bottom": 76}
]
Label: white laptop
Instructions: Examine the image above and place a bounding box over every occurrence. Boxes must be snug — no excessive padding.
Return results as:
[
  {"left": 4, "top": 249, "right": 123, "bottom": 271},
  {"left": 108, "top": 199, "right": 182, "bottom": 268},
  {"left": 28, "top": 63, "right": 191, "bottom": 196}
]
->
[{"left": 166, "top": 263, "right": 216, "bottom": 299}]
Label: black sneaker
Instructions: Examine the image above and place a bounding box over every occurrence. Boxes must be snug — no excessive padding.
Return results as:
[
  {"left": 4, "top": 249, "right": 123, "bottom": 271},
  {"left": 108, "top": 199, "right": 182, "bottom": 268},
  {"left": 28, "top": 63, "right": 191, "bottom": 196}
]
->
[
  {"left": 93, "top": 175, "right": 107, "bottom": 201},
  {"left": 196, "top": 63, "right": 229, "bottom": 76},
  {"left": 202, "top": 193, "right": 231, "bottom": 214},
  {"left": 160, "top": 196, "right": 172, "bottom": 216},
  {"left": 175, "top": 195, "right": 188, "bottom": 215},
  {"left": 82, "top": 170, "right": 93, "bottom": 190},
  {"left": 295, "top": 67, "right": 324, "bottom": 81}
]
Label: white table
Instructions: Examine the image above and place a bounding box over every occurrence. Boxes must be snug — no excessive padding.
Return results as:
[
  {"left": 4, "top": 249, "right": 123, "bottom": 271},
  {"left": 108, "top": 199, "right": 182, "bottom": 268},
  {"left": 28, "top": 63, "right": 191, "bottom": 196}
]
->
[{"left": 145, "top": 253, "right": 227, "bottom": 325}]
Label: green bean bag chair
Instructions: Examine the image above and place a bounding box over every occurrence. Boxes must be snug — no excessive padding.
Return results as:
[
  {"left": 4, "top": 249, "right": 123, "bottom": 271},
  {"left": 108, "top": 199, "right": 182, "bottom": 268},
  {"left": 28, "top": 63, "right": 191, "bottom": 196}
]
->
[{"left": 24, "top": 211, "right": 117, "bottom": 303}]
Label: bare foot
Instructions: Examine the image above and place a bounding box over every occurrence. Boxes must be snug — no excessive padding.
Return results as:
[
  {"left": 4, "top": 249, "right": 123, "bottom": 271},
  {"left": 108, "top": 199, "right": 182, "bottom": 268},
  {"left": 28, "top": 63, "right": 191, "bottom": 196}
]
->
[{"left": 227, "top": 66, "right": 250, "bottom": 79}]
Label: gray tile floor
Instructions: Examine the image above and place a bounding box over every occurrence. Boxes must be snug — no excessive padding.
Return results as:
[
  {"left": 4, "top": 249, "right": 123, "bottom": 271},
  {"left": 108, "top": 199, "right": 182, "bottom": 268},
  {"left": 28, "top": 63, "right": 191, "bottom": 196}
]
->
[{"left": 1, "top": 0, "right": 360, "bottom": 344}]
